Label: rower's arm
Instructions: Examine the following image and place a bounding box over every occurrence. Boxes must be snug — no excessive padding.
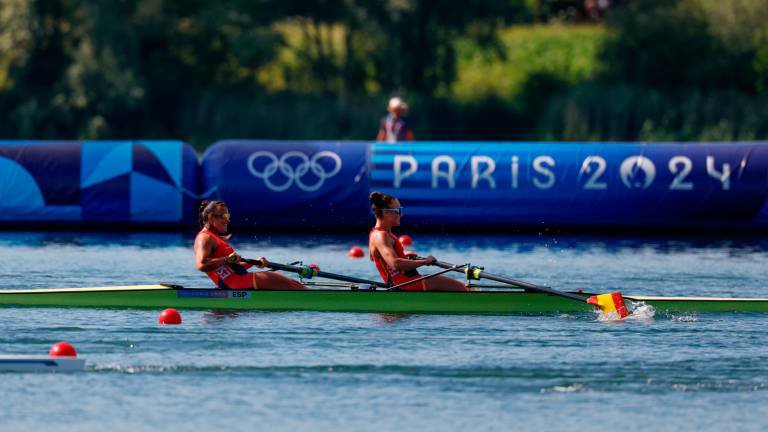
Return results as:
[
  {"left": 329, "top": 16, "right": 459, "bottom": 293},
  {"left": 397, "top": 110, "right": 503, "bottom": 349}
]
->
[
  {"left": 194, "top": 233, "right": 230, "bottom": 272},
  {"left": 373, "top": 232, "right": 433, "bottom": 272}
]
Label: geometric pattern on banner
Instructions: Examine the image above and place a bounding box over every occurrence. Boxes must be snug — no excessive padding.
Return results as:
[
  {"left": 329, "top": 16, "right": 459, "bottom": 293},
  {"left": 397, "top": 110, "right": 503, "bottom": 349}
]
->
[
  {"left": 135, "top": 141, "right": 181, "bottom": 187},
  {"left": 0, "top": 156, "right": 45, "bottom": 208},
  {"left": 130, "top": 172, "right": 182, "bottom": 221},
  {"left": 79, "top": 140, "right": 184, "bottom": 222},
  {"left": 80, "top": 173, "right": 131, "bottom": 221},
  {"left": 81, "top": 141, "right": 133, "bottom": 189},
  {"left": 0, "top": 141, "right": 81, "bottom": 205}
]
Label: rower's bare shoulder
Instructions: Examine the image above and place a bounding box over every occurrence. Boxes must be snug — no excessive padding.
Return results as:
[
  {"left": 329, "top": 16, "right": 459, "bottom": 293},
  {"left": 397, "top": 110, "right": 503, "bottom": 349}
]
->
[
  {"left": 194, "top": 231, "right": 215, "bottom": 249},
  {"left": 370, "top": 230, "right": 394, "bottom": 246}
]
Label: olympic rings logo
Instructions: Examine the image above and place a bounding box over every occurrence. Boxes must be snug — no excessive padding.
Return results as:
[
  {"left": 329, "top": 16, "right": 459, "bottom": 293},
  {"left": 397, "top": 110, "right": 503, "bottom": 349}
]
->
[{"left": 246, "top": 150, "right": 343, "bottom": 192}]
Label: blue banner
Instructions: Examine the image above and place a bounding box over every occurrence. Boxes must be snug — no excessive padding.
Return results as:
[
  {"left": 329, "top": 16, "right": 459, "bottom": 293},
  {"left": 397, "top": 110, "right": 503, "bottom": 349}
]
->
[
  {"left": 0, "top": 140, "right": 198, "bottom": 224},
  {"left": 201, "top": 141, "right": 370, "bottom": 229},
  {"left": 2, "top": 140, "right": 768, "bottom": 230},
  {"left": 370, "top": 142, "right": 768, "bottom": 229}
]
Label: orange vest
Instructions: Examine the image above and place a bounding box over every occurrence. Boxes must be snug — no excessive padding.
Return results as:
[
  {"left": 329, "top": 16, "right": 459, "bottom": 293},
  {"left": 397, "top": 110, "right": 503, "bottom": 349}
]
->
[
  {"left": 200, "top": 228, "right": 254, "bottom": 289},
  {"left": 369, "top": 227, "right": 425, "bottom": 291}
]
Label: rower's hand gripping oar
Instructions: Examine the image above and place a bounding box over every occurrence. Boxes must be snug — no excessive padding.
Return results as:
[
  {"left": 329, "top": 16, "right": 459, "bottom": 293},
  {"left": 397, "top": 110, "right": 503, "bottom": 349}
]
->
[
  {"left": 244, "top": 258, "right": 390, "bottom": 289},
  {"left": 426, "top": 258, "right": 629, "bottom": 318}
]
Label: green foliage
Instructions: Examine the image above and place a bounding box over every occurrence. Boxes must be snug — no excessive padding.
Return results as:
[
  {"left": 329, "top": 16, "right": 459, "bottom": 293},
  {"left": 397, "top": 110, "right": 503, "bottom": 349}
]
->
[
  {"left": 178, "top": 92, "right": 383, "bottom": 150},
  {"left": 452, "top": 24, "right": 605, "bottom": 101},
  {"left": 0, "top": 0, "right": 531, "bottom": 143},
  {"left": 526, "top": 0, "right": 589, "bottom": 22},
  {"left": 0, "top": 0, "right": 288, "bottom": 139},
  {"left": 600, "top": 0, "right": 765, "bottom": 94},
  {"left": 537, "top": 84, "right": 768, "bottom": 141},
  {"left": 530, "top": 0, "right": 768, "bottom": 141},
  {"left": 0, "top": 0, "right": 765, "bottom": 144}
]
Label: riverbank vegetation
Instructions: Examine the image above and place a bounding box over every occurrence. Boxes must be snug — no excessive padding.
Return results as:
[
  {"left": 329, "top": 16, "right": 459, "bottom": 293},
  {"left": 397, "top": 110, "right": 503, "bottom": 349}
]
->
[{"left": 0, "top": 0, "right": 765, "bottom": 148}]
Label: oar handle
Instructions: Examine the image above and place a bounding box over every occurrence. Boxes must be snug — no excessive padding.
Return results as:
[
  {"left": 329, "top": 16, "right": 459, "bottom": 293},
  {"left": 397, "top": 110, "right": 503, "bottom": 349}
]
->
[
  {"left": 429, "top": 259, "right": 588, "bottom": 303},
  {"left": 245, "top": 259, "right": 389, "bottom": 289}
]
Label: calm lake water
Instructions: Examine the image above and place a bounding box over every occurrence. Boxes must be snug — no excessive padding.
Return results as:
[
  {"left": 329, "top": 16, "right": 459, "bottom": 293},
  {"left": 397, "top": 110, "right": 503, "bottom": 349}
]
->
[{"left": 1, "top": 231, "right": 767, "bottom": 431}]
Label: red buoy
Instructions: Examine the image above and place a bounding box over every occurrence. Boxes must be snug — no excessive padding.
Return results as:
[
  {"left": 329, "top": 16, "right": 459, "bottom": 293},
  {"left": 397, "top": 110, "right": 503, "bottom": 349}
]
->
[
  {"left": 159, "top": 308, "right": 182, "bottom": 325},
  {"left": 49, "top": 341, "right": 77, "bottom": 357},
  {"left": 398, "top": 235, "right": 413, "bottom": 247},
  {"left": 310, "top": 263, "right": 321, "bottom": 271},
  {"left": 348, "top": 246, "right": 364, "bottom": 258}
]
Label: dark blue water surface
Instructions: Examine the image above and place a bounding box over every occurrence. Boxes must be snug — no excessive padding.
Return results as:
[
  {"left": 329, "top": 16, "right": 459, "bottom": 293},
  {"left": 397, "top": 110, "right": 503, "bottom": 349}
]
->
[{"left": 1, "top": 232, "right": 768, "bottom": 431}]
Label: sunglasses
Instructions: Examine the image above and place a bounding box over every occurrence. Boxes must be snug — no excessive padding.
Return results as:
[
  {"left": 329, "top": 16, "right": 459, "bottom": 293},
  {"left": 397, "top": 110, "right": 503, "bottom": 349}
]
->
[
  {"left": 212, "top": 212, "right": 230, "bottom": 222},
  {"left": 382, "top": 207, "right": 404, "bottom": 216}
]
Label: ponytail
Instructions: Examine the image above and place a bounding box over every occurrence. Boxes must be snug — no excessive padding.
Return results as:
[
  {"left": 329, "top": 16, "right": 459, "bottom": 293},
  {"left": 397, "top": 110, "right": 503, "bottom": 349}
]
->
[
  {"left": 369, "top": 191, "right": 396, "bottom": 218},
  {"left": 198, "top": 200, "right": 226, "bottom": 228}
]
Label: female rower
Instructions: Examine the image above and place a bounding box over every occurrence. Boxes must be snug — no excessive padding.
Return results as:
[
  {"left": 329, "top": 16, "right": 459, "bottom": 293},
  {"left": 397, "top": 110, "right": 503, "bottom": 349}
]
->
[
  {"left": 194, "top": 200, "right": 306, "bottom": 290},
  {"left": 368, "top": 192, "right": 470, "bottom": 291}
]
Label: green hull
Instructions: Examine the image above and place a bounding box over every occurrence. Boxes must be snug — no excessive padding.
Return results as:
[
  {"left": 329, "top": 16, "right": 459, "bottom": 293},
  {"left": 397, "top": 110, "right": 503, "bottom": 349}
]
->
[{"left": 1, "top": 286, "right": 767, "bottom": 314}]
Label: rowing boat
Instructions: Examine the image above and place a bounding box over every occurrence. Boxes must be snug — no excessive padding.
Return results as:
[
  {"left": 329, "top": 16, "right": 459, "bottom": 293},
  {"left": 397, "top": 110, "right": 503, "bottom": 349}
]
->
[{"left": 0, "top": 284, "right": 767, "bottom": 314}]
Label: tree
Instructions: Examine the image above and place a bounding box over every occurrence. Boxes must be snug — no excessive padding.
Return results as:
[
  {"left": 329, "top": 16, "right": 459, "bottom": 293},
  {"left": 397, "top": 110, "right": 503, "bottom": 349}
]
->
[{"left": 600, "top": 0, "right": 763, "bottom": 94}]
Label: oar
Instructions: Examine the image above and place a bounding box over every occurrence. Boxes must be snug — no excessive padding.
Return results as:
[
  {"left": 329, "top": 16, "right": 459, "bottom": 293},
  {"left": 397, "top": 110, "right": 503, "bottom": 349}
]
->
[
  {"left": 244, "top": 259, "right": 389, "bottom": 289},
  {"left": 387, "top": 263, "right": 469, "bottom": 291},
  {"left": 427, "top": 259, "right": 628, "bottom": 318}
]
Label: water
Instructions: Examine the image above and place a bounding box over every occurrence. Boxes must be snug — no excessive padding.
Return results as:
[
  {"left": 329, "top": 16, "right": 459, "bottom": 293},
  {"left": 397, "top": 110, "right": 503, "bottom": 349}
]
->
[{"left": 1, "top": 231, "right": 768, "bottom": 431}]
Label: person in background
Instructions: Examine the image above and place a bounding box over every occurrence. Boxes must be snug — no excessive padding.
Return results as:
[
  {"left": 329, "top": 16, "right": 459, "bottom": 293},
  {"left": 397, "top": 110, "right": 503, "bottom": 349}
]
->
[{"left": 376, "top": 97, "right": 415, "bottom": 143}]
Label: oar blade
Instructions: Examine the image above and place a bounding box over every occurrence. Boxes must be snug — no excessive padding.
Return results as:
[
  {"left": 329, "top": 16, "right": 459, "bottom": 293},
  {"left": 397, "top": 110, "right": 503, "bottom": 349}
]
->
[{"left": 586, "top": 292, "right": 629, "bottom": 319}]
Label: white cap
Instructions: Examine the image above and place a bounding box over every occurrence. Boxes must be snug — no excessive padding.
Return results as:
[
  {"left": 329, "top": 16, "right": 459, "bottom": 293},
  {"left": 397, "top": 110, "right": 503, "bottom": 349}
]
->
[{"left": 387, "top": 97, "right": 408, "bottom": 111}]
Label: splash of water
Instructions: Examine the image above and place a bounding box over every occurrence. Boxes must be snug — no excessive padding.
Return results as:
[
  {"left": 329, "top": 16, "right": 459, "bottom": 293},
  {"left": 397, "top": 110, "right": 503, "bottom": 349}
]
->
[
  {"left": 627, "top": 302, "right": 656, "bottom": 320},
  {"left": 671, "top": 314, "right": 698, "bottom": 322},
  {"left": 545, "top": 383, "right": 588, "bottom": 393},
  {"left": 594, "top": 301, "right": 656, "bottom": 322},
  {"left": 595, "top": 310, "right": 624, "bottom": 322}
]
